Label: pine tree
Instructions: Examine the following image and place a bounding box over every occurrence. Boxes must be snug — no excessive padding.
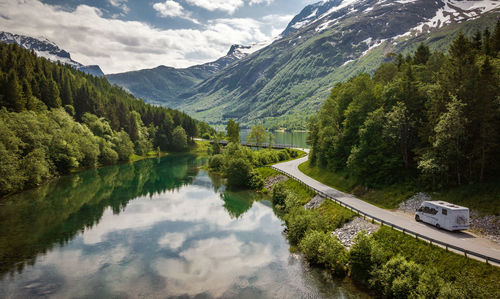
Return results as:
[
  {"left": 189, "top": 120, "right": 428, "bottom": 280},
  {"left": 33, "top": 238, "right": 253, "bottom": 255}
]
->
[
  {"left": 5, "top": 70, "right": 25, "bottom": 112},
  {"left": 471, "top": 31, "right": 482, "bottom": 51},
  {"left": 60, "top": 78, "right": 73, "bottom": 106},
  {"left": 413, "top": 43, "right": 431, "bottom": 65},
  {"left": 492, "top": 20, "right": 500, "bottom": 55},
  {"left": 482, "top": 28, "right": 491, "bottom": 56}
]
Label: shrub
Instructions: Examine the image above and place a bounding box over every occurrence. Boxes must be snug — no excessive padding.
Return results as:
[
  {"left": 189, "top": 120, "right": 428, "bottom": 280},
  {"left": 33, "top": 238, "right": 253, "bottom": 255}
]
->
[
  {"left": 319, "top": 234, "right": 348, "bottom": 276},
  {"left": 272, "top": 182, "right": 288, "bottom": 206},
  {"left": 299, "top": 230, "right": 325, "bottom": 264},
  {"left": 278, "top": 150, "right": 290, "bottom": 161},
  {"left": 209, "top": 154, "right": 224, "bottom": 171},
  {"left": 225, "top": 158, "right": 253, "bottom": 188},
  {"left": 248, "top": 171, "right": 264, "bottom": 190},
  {"left": 349, "top": 231, "right": 375, "bottom": 286},
  {"left": 299, "top": 230, "right": 348, "bottom": 277},
  {"left": 370, "top": 255, "right": 422, "bottom": 298},
  {"left": 285, "top": 208, "right": 327, "bottom": 245}
]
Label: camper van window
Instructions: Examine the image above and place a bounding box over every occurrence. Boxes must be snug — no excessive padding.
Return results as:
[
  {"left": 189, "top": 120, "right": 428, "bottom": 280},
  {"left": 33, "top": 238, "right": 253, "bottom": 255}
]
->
[
  {"left": 430, "top": 208, "right": 438, "bottom": 215},
  {"left": 442, "top": 209, "right": 447, "bottom": 215}
]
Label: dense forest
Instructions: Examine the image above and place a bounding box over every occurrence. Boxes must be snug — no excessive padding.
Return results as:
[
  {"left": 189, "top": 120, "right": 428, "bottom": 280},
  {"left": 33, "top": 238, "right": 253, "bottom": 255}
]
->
[
  {"left": 0, "top": 43, "right": 211, "bottom": 196},
  {"left": 308, "top": 22, "right": 500, "bottom": 189}
]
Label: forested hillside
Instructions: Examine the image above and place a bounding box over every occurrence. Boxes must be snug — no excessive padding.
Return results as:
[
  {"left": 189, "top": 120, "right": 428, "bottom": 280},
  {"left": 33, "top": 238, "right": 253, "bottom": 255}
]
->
[
  {"left": 308, "top": 25, "right": 500, "bottom": 188},
  {"left": 0, "top": 43, "right": 203, "bottom": 196},
  {"left": 177, "top": 1, "right": 499, "bottom": 129}
]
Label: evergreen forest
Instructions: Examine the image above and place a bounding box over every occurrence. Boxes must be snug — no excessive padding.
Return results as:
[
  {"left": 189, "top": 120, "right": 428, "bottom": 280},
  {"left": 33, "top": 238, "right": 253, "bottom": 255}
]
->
[
  {"left": 0, "top": 43, "right": 207, "bottom": 196},
  {"left": 308, "top": 24, "right": 500, "bottom": 189}
]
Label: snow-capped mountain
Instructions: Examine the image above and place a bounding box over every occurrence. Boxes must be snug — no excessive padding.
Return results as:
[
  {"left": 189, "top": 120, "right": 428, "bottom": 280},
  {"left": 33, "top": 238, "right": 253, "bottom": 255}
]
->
[
  {"left": 0, "top": 31, "right": 104, "bottom": 77},
  {"left": 106, "top": 41, "right": 269, "bottom": 106},
  {"left": 176, "top": 0, "right": 500, "bottom": 126}
]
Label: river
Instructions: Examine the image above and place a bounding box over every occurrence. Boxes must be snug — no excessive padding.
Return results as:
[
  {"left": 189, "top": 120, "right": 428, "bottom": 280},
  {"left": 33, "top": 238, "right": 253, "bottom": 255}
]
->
[{"left": 0, "top": 155, "right": 366, "bottom": 298}]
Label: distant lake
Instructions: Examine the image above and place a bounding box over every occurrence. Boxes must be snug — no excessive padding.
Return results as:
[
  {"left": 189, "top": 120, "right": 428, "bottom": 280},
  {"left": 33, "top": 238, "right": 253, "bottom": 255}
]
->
[
  {"left": 240, "top": 129, "right": 309, "bottom": 148},
  {"left": 0, "top": 155, "right": 365, "bottom": 298}
]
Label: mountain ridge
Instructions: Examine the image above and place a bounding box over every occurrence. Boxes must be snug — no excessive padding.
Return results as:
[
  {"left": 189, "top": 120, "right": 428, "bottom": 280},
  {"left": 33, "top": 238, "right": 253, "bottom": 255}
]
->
[
  {"left": 176, "top": 0, "right": 500, "bottom": 128},
  {"left": 0, "top": 31, "right": 105, "bottom": 77},
  {"left": 105, "top": 41, "right": 269, "bottom": 106}
]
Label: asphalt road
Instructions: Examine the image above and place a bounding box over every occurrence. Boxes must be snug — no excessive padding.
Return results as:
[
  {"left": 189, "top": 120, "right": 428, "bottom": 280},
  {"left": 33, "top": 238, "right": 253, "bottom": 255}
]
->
[{"left": 273, "top": 153, "right": 500, "bottom": 266}]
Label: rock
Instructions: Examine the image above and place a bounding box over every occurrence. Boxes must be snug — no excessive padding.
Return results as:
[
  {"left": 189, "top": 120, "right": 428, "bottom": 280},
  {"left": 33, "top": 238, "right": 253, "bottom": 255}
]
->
[
  {"left": 264, "top": 175, "right": 288, "bottom": 191},
  {"left": 304, "top": 195, "right": 325, "bottom": 210},
  {"left": 331, "top": 217, "right": 379, "bottom": 249},
  {"left": 469, "top": 211, "right": 500, "bottom": 245},
  {"left": 398, "top": 192, "right": 432, "bottom": 214}
]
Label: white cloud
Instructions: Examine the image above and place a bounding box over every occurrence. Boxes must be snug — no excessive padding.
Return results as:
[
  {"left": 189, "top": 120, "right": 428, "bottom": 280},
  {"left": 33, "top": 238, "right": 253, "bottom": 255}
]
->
[
  {"left": 185, "top": 0, "right": 244, "bottom": 14},
  {"left": 109, "top": 0, "right": 130, "bottom": 14},
  {"left": 249, "top": 0, "right": 275, "bottom": 5},
  {"left": 0, "top": 0, "right": 287, "bottom": 74},
  {"left": 153, "top": 0, "right": 199, "bottom": 23},
  {"left": 184, "top": 0, "right": 275, "bottom": 14}
]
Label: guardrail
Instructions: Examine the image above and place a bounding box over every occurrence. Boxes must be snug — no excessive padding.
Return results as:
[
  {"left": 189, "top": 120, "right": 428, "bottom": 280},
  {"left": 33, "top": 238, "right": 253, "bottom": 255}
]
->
[{"left": 269, "top": 166, "right": 500, "bottom": 266}]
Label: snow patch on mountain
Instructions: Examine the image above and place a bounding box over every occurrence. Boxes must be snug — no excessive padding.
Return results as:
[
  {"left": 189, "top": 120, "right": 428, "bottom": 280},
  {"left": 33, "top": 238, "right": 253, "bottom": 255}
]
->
[
  {"left": 0, "top": 31, "right": 104, "bottom": 76},
  {"left": 412, "top": 0, "right": 500, "bottom": 33}
]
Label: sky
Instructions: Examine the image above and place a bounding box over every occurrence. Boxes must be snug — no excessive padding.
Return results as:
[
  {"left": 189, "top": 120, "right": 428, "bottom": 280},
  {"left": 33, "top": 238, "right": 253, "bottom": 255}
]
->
[{"left": 0, "top": 0, "right": 317, "bottom": 74}]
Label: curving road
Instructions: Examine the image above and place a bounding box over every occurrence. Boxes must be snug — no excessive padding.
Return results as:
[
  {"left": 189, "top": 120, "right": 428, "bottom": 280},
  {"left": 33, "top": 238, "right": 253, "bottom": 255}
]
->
[{"left": 273, "top": 151, "right": 500, "bottom": 266}]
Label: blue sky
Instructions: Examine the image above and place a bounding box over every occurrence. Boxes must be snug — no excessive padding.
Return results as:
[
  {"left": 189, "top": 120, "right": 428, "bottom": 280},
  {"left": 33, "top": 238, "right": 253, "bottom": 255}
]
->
[{"left": 0, "top": 0, "right": 317, "bottom": 73}]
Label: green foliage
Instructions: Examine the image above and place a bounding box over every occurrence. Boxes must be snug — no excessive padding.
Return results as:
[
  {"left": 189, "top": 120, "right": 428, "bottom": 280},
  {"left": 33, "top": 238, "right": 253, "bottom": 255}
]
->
[
  {"left": 207, "top": 143, "right": 300, "bottom": 190},
  {"left": 299, "top": 230, "right": 348, "bottom": 276},
  {"left": 0, "top": 43, "right": 203, "bottom": 195},
  {"left": 247, "top": 124, "right": 267, "bottom": 146},
  {"left": 172, "top": 126, "right": 188, "bottom": 152},
  {"left": 226, "top": 119, "right": 240, "bottom": 143},
  {"left": 370, "top": 255, "right": 422, "bottom": 298},
  {"left": 309, "top": 31, "right": 500, "bottom": 189},
  {"left": 208, "top": 154, "right": 224, "bottom": 172},
  {"left": 272, "top": 183, "right": 287, "bottom": 207},
  {"left": 349, "top": 232, "right": 377, "bottom": 286}
]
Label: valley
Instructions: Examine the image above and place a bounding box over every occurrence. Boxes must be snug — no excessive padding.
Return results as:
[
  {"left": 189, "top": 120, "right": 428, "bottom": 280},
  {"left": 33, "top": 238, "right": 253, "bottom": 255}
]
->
[{"left": 1, "top": 0, "right": 500, "bottom": 298}]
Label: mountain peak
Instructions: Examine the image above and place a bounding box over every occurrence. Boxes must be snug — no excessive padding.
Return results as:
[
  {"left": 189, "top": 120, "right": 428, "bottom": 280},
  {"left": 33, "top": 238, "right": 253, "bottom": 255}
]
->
[{"left": 0, "top": 31, "right": 104, "bottom": 77}]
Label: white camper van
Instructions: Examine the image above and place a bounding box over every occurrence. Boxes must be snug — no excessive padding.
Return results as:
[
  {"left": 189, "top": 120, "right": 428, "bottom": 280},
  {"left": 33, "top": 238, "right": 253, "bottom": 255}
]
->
[{"left": 415, "top": 201, "right": 469, "bottom": 231}]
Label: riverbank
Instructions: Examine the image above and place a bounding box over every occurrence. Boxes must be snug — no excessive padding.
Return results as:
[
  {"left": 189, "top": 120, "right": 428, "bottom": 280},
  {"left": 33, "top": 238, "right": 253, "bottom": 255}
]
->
[
  {"left": 259, "top": 167, "right": 500, "bottom": 298},
  {"left": 0, "top": 142, "right": 207, "bottom": 201}
]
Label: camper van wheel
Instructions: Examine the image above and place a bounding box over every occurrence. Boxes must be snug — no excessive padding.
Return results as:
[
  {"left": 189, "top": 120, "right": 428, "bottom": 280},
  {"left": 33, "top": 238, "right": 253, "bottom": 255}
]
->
[
  {"left": 415, "top": 215, "right": 420, "bottom": 222},
  {"left": 436, "top": 223, "right": 440, "bottom": 229}
]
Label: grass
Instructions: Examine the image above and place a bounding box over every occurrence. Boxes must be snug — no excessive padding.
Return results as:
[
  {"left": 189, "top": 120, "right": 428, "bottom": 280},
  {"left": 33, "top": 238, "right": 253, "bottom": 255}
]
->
[
  {"left": 373, "top": 227, "right": 500, "bottom": 298},
  {"left": 189, "top": 140, "right": 211, "bottom": 155},
  {"left": 299, "top": 161, "right": 500, "bottom": 215},
  {"left": 129, "top": 151, "right": 166, "bottom": 163}
]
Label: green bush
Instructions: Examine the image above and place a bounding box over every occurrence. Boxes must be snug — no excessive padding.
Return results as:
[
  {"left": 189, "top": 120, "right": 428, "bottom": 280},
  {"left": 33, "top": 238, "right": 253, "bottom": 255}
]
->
[
  {"left": 284, "top": 208, "right": 327, "bottom": 245},
  {"left": 208, "top": 154, "right": 224, "bottom": 171},
  {"left": 370, "top": 255, "right": 422, "bottom": 298},
  {"left": 248, "top": 171, "right": 264, "bottom": 190},
  {"left": 272, "top": 182, "right": 288, "bottom": 206},
  {"left": 299, "top": 230, "right": 348, "bottom": 277},
  {"left": 349, "top": 232, "right": 376, "bottom": 286}
]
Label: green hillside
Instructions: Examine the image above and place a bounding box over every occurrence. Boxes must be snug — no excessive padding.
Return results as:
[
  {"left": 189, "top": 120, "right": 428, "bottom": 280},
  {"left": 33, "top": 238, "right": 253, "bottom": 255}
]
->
[{"left": 179, "top": 10, "right": 500, "bottom": 129}]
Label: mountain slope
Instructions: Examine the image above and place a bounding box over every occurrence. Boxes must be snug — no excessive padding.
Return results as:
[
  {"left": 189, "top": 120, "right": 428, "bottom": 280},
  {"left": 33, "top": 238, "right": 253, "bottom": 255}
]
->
[
  {"left": 0, "top": 31, "right": 104, "bottom": 77},
  {"left": 106, "top": 43, "right": 268, "bottom": 106},
  {"left": 177, "top": 0, "right": 500, "bottom": 128}
]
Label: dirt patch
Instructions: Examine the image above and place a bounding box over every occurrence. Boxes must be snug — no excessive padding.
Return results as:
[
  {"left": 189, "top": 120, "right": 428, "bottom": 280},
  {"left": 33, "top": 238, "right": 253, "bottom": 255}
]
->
[{"left": 264, "top": 175, "right": 288, "bottom": 191}]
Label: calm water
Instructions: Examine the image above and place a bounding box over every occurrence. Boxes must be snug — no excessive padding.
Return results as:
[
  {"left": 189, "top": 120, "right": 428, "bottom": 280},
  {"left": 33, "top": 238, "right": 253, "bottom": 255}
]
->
[
  {"left": 240, "top": 130, "right": 309, "bottom": 148},
  {"left": 0, "top": 155, "right": 365, "bottom": 298}
]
